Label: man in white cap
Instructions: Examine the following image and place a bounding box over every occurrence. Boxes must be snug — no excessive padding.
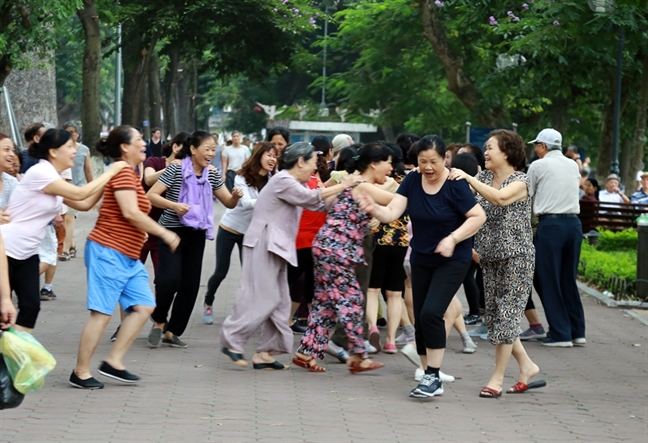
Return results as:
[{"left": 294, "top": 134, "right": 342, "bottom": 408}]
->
[
  {"left": 599, "top": 174, "right": 630, "bottom": 204},
  {"left": 527, "top": 128, "right": 585, "bottom": 348}
]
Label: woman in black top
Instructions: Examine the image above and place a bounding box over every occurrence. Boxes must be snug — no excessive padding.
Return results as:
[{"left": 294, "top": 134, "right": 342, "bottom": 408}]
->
[{"left": 358, "top": 135, "right": 486, "bottom": 399}]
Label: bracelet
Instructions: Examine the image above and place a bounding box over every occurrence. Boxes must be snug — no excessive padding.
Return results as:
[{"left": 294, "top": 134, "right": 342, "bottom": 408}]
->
[{"left": 450, "top": 232, "right": 459, "bottom": 244}]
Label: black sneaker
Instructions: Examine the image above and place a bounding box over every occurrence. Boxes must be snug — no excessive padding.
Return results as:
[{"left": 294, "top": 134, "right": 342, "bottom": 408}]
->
[
  {"left": 98, "top": 361, "right": 140, "bottom": 384},
  {"left": 69, "top": 371, "right": 104, "bottom": 389},
  {"left": 463, "top": 314, "right": 482, "bottom": 326},
  {"left": 110, "top": 325, "right": 121, "bottom": 342},
  {"left": 377, "top": 318, "right": 387, "bottom": 328},
  {"left": 40, "top": 288, "right": 56, "bottom": 301},
  {"left": 409, "top": 374, "right": 444, "bottom": 398},
  {"left": 290, "top": 322, "right": 307, "bottom": 335}
]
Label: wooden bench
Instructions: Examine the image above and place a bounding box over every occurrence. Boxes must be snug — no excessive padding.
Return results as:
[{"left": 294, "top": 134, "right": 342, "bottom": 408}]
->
[{"left": 579, "top": 200, "right": 648, "bottom": 232}]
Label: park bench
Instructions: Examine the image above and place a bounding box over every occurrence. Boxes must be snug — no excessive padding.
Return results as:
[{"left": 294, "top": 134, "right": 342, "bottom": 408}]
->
[{"left": 579, "top": 200, "right": 648, "bottom": 232}]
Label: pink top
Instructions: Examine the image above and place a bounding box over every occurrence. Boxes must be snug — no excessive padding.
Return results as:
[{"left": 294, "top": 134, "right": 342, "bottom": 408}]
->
[{"left": 1, "top": 160, "right": 63, "bottom": 260}]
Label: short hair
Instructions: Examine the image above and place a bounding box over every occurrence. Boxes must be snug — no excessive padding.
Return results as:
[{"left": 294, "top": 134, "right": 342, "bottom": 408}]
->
[
  {"left": 451, "top": 153, "right": 479, "bottom": 177},
  {"left": 96, "top": 125, "right": 135, "bottom": 159},
  {"left": 152, "top": 127, "right": 161, "bottom": 134},
  {"left": 456, "top": 143, "right": 484, "bottom": 169},
  {"left": 24, "top": 123, "right": 45, "bottom": 143},
  {"left": 28, "top": 129, "right": 72, "bottom": 160},
  {"left": 488, "top": 129, "right": 527, "bottom": 171},
  {"left": 266, "top": 127, "right": 290, "bottom": 145},
  {"left": 280, "top": 142, "right": 314, "bottom": 170},
  {"left": 413, "top": 135, "right": 446, "bottom": 159}
]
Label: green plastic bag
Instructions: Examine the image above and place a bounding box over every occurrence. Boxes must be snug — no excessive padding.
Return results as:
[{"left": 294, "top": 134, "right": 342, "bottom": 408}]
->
[{"left": 0, "top": 328, "right": 56, "bottom": 394}]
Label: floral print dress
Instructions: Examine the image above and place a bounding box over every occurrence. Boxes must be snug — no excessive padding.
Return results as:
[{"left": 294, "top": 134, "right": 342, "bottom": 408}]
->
[{"left": 296, "top": 185, "right": 371, "bottom": 359}]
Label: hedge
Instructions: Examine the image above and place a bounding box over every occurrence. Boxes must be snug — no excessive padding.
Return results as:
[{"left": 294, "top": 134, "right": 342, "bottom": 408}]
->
[
  {"left": 596, "top": 228, "right": 638, "bottom": 252},
  {"left": 579, "top": 243, "right": 637, "bottom": 297}
]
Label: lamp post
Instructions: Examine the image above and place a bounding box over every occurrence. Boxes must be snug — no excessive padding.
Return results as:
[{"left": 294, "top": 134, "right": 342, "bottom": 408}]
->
[{"left": 589, "top": 0, "right": 622, "bottom": 176}]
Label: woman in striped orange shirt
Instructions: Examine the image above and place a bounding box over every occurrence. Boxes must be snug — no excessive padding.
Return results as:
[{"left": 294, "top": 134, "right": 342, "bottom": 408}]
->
[{"left": 70, "top": 125, "right": 180, "bottom": 390}]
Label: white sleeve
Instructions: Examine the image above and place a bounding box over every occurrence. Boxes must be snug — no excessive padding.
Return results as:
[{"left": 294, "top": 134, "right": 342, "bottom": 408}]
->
[{"left": 234, "top": 174, "right": 257, "bottom": 209}]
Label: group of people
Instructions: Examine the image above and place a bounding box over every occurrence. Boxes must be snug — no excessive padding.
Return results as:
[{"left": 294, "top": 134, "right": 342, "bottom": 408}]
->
[{"left": 0, "top": 121, "right": 616, "bottom": 399}]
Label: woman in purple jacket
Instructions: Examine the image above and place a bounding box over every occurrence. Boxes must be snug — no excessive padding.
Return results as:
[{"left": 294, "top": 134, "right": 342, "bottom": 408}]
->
[{"left": 220, "top": 142, "right": 358, "bottom": 370}]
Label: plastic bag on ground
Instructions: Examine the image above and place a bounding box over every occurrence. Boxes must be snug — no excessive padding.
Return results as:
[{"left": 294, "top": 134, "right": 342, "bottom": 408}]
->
[{"left": 0, "top": 329, "right": 56, "bottom": 394}]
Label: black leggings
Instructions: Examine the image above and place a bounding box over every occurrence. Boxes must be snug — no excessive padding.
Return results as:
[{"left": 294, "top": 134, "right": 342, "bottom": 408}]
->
[
  {"left": 288, "top": 248, "right": 315, "bottom": 304},
  {"left": 205, "top": 226, "right": 243, "bottom": 306},
  {"left": 463, "top": 260, "right": 482, "bottom": 316},
  {"left": 8, "top": 255, "right": 40, "bottom": 329},
  {"left": 411, "top": 260, "right": 470, "bottom": 353},
  {"left": 152, "top": 227, "right": 206, "bottom": 336}
]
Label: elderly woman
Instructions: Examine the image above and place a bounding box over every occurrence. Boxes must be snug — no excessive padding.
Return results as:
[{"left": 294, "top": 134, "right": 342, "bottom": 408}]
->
[
  {"left": 450, "top": 129, "right": 543, "bottom": 398},
  {"left": 358, "top": 135, "right": 486, "bottom": 398},
  {"left": 220, "top": 142, "right": 358, "bottom": 370}
]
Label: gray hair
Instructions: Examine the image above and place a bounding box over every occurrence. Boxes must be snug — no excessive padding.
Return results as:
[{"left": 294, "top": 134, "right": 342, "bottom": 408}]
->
[
  {"left": 546, "top": 143, "right": 561, "bottom": 151},
  {"left": 279, "top": 142, "right": 315, "bottom": 170},
  {"left": 62, "top": 121, "right": 80, "bottom": 133}
]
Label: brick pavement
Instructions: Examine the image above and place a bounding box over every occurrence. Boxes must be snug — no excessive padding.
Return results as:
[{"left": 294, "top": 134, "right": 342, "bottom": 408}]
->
[{"left": 0, "top": 207, "right": 647, "bottom": 443}]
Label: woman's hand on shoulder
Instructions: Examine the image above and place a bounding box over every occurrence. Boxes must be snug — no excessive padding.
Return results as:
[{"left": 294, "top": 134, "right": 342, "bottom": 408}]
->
[
  {"left": 108, "top": 160, "right": 130, "bottom": 175},
  {"left": 449, "top": 168, "right": 471, "bottom": 182},
  {"left": 208, "top": 164, "right": 219, "bottom": 172},
  {"left": 341, "top": 172, "right": 362, "bottom": 188}
]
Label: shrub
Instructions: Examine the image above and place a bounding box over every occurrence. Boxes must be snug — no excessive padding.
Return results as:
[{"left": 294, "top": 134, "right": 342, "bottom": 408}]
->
[
  {"left": 597, "top": 228, "right": 638, "bottom": 251},
  {"left": 579, "top": 243, "right": 637, "bottom": 297}
]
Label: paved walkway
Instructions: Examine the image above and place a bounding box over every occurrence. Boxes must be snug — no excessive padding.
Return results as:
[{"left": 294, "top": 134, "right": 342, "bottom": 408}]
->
[{"left": 1, "top": 208, "right": 647, "bottom": 443}]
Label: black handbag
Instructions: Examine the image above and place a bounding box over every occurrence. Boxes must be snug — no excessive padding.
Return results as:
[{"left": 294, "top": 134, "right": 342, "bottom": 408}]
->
[{"left": 0, "top": 353, "right": 24, "bottom": 410}]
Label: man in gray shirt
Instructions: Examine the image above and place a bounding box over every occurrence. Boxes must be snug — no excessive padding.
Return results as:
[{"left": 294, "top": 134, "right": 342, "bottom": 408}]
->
[{"left": 527, "top": 128, "right": 585, "bottom": 348}]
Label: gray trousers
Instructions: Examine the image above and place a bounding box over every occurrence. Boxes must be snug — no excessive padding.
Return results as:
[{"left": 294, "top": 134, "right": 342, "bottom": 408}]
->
[{"left": 330, "top": 234, "right": 374, "bottom": 347}]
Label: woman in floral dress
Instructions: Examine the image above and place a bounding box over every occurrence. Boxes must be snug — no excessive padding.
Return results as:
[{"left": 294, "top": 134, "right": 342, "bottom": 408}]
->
[{"left": 293, "top": 143, "right": 395, "bottom": 374}]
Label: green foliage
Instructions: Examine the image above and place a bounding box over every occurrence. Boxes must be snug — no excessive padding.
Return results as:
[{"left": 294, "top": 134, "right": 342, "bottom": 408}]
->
[
  {"left": 596, "top": 228, "right": 638, "bottom": 251},
  {"left": 579, "top": 242, "right": 636, "bottom": 287},
  {"left": 0, "top": 0, "right": 83, "bottom": 85}
]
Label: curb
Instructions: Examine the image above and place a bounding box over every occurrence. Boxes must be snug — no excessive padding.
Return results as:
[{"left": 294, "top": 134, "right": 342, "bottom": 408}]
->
[
  {"left": 577, "top": 280, "right": 648, "bottom": 309},
  {"left": 622, "top": 309, "right": 648, "bottom": 326}
]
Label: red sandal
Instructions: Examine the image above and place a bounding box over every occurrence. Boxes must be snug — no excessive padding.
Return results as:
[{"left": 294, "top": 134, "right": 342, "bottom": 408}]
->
[
  {"left": 348, "top": 360, "right": 384, "bottom": 374},
  {"left": 479, "top": 386, "right": 502, "bottom": 398},
  {"left": 292, "top": 356, "right": 326, "bottom": 373},
  {"left": 507, "top": 380, "right": 546, "bottom": 393}
]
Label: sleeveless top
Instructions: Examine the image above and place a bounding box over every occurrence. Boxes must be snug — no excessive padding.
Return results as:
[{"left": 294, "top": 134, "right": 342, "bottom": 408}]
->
[
  {"left": 313, "top": 184, "right": 371, "bottom": 264},
  {"left": 474, "top": 170, "right": 533, "bottom": 262}
]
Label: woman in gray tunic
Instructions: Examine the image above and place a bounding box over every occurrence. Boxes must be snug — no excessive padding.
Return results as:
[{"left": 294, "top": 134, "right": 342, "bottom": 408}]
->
[{"left": 220, "top": 142, "right": 358, "bottom": 370}]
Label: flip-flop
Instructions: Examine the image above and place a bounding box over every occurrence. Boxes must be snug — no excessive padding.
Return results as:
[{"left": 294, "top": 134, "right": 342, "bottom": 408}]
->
[
  {"left": 479, "top": 386, "right": 502, "bottom": 398},
  {"left": 507, "top": 380, "right": 547, "bottom": 394},
  {"left": 252, "top": 361, "right": 289, "bottom": 370},
  {"left": 221, "top": 347, "right": 248, "bottom": 368}
]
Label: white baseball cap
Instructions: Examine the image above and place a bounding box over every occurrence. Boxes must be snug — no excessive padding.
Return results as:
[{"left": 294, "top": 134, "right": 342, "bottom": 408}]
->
[{"left": 528, "top": 128, "right": 562, "bottom": 147}]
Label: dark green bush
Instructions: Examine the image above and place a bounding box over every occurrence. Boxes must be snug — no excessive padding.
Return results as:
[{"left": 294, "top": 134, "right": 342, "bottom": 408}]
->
[{"left": 596, "top": 228, "right": 638, "bottom": 251}]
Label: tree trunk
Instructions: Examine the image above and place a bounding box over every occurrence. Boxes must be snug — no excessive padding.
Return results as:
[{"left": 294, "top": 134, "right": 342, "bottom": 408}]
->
[
  {"left": 120, "top": 26, "right": 159, "bottom": 127},
  {"left": 148, "top": 53, "right": 163, "bottom": 137},
  {"left": 162, "top": 47, "right": 179, "bottom": 137},
  {"left": 624, "top": 55, "right": 648, "bottom": 195},
  {"left": 77, "top": 0, "right": 101, "bottom": 154},
  {"left": 140, "top": 74, "right": 150, "bottom": 139},
  {"left": 418, "top": 0, "right": 501, "bottom": 127},
  {"left": 381, "top": 125, "right": 396, "bottom": 142},
  {"left": 176, "top": 63, "right": 191, "bottom": 133},
  {"left": 550, "top": 98, "right": 570, "bottom": 136},
  {"left": 0, "top": 58, "right": 12, "bottom": 88}
]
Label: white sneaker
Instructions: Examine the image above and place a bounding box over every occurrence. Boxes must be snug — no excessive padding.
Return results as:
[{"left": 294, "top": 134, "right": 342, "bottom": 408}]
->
[
  {"left": 440, "top": 371, "right": 455, "bottom": 383},
  {"left": 400, "top": 343, "right": 421, "bottom": 367},
  {"left": 462, "top": 339, "right": 478, "bottom": 354},
  {"left": 573, "top": 338, "right": 586, "bottom": 346},
  {"left": 365, "top": 340, "right": 378, "bottom": 354},
  {"left": 414, "top": 368, "right": 454, "bottom": 383},
  {"left": 326, "top": 340, "right": 349, "bottom": 363}
]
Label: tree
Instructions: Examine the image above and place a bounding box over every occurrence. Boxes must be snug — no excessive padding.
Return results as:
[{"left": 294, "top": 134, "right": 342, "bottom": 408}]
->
[
  {"left": 77, "top": 0, "right": 102, "bottom": 147},
  {"left": 0, "top": 0, "right": 82, "bottom": 86}
]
